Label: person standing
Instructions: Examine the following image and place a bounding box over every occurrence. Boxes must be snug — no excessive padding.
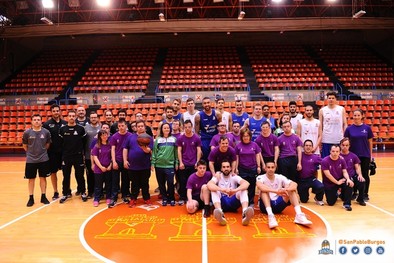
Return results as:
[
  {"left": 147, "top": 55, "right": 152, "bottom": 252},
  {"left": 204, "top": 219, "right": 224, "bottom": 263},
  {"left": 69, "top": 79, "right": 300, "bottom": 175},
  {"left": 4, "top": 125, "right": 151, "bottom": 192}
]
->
[
  {"left": 298, "top": 140, "right": 324, "bottom": 205},
  {"left": 151, "top": 123, "right": 178, "bottom": 206},
  {"left": 231, "top": 122, "right": 241, "bottom": 145},
  {"left": 242, "top": 103, "right": 264, "bottom": 141},
  {"left": 277, "top": 121, "right": 303, "bottom": 182},
  {"left": 261, "top": 104, "right": 277, "bottom": 133},
  {"left": 181, "top": 98, "right": 199, "bottom": 132},
  {"left": 123, "top": 120, "right": 153, "bottom": 207},
  {"left": 177, "top": 120, "right": 202, "bottom": 205},
  {"left": 23, "top": 114, "right": 51, "bottom": 207},
  {"left": 84, "top": 111, "right": 101, "bottom": 198},
  {"left": 209, "top": 121, "right": 236, "bottom": 149},
  {"left": 76, "top": 106, "right": 89, "bottom": 126},
  {"left": 319, "top": 91, "right": 347, "bottom": 158},
  {"left": 231, "top": 100, "right": 249, "bottom": 127},
  {"left": 43, "top": 104, "right": 66, "bottom": 200},
  {"left": 186, "top": 160, "right": 212, "bottom": 217},
  {"left": 91, "top": 129, "right": 112, "bottom": 207},
  {"left": 58, "top": 110, "right": 87, "bottom": 203},
  {"left": 321, "top": 145, "right": 354, "bottom": 211},
  {"left": 344, "top": 109, "right": 373, "bottom": 201},
  {"left": 110, "top": 109, "right": 131, "bottom": 135},
  {"left": 195, "top": 97, "right": 221, "bottom": 161},
  {"left": 103, "top": 109, "right": 114, "bottom": 127},
  {"left": 135, "top": 112, "right": 153, "bottom": 137},
  {"left": 158, "top": 106, "right": 175, "bottom": 131},
  {"left": 297, "top": 105, "right": 321, "bottom": 155},
  {"left": 255, "top": 121, "right": 279, "bottom": 171},
  {"left": 289, "top": 101, "right": 303, "bottom": 134},
  {"left": 216, "top": 97, "right": 233, "bottom": 131},
  {"left": 207, "top": 160, "right": 254, "bottom": 226},
  {"left": 235, "top": 128, "right": 261, "bottom": 206}
]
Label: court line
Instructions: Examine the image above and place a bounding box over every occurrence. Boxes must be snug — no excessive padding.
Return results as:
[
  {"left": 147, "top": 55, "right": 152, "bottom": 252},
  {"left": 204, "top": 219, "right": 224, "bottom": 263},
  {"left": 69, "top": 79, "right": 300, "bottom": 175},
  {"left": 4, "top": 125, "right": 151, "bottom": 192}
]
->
[
  {"left": 367, "top": 202, "right": 394, "bottom": 217},
  {"left": 202, "top": 216, "right": 208, "bottom": 263},
  {"left": 0, "top": 190, "right": 75, "bottom": 230}
]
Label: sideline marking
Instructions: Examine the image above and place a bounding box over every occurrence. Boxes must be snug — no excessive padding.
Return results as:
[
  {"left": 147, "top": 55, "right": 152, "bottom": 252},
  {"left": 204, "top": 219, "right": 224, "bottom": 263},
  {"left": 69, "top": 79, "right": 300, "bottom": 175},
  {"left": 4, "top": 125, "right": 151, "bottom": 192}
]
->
[
  {"left": 202, "top": 216, "right": 208, "bottom": 263},
  {"left": 0, "top": 190, "right": 75, "bottom": 230},
  {"left": 367, "top": 202, "right": 394, "bottom": 217}
]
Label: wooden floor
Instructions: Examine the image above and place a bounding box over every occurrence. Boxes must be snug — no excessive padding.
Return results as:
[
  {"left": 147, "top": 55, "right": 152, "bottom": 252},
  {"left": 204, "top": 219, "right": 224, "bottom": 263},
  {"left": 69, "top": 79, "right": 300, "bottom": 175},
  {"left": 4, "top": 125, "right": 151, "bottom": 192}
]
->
[{"left": 0, "top": 152, "right": 393, "bottom": 262}]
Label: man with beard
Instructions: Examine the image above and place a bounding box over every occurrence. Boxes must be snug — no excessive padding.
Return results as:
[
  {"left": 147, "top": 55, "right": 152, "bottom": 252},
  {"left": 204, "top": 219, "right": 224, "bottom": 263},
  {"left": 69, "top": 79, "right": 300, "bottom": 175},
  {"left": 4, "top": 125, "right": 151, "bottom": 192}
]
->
[
  {"left": 242, "top": 103, "right": 264, "bottom": 141},
  {"left": 297, "top": 105, "right": 321, "bottom": 155},
  {"left": 261, "top": 104, "right": 277, "bottom": 133},
  {"left": 289, "top": 101, "right": 303, "bottom": 134},
  {"left": 216, "top": 97, "right": 233, "bottom": 132},
  {"left": 231, "top": 100, "right": 249, "bottom": 127},
  {"left": 76, "top": 106, "right": 89, "bottom": 126}
]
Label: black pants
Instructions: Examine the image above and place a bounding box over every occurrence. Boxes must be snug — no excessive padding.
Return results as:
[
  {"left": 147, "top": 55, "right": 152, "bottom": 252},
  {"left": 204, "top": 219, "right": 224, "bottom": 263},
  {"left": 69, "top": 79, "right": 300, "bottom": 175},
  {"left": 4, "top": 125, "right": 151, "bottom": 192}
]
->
[
  {"left": 111, "top": 161, "right": 130, "bottom": 200},
  {"left": 297, "top": 177, "right": 324, "bottom": 203},
  {"left": 277, "top": 156, "right": 299, "bottom": 182},
  {"left": 359, "top": 157, "right": 371, "bottom": 196},
  {"left": 351, "top": 174, "right": 366, "bottom": 203},
  {"left": 61, "top": 155, "right": 85, "bottom": 196},
  {"left": 325, "top": 182, "right": 353, "bottom": 206},
  {"left": 129, "top": 169, "right": 151, "bottom": 201},
  {"left": 238, "top": 166, "right": 257, "bottom": 205},
  {"left": 178, "top": 165, "right": 196, "bottom": 201},
  {"left": 94, "top": 171, "right": 112, "bottom": 202},
  {"left": 155, "top": 167, "right": 175, "bottom": 201},
  {"left": 85, "top": 159, "right": 95, "bottom": 196}
]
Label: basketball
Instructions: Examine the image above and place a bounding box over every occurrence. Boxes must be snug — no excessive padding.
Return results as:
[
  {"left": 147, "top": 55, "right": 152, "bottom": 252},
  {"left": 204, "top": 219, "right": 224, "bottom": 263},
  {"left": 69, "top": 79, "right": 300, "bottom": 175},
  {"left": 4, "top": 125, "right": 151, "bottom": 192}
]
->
[{"left": 137, "top": 133, "right": 151, "bottom": 146}]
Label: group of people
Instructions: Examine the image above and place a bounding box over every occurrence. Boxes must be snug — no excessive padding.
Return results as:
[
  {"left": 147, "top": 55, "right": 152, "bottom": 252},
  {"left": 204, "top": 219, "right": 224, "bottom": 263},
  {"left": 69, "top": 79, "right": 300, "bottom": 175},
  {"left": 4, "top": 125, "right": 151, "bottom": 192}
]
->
[{"left": 22, "top": 91, "right": 374, "bottom": 229}]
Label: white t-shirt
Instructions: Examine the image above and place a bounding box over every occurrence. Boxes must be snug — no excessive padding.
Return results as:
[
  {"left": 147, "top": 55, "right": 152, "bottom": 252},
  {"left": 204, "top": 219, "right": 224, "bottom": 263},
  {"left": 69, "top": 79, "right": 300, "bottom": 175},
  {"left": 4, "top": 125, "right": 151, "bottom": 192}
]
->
[
  {"left": 211, "top": 173, "right": 243, "bottom": 192},
  {"left": 299, "top": 118, "right": 320, "bottom": 154},
  {"left": 256, "top": 173, "right": 292, "bottom": 201},
  {"left": 321, "top": 105, "right": 345, "bottom": 144},
  {"left": 290, "top": 113, "right": 303, "bottom": 133},
  {"left": 221, "top": 111, "right": 231, "bottom": 131},
  {"left": 182, "top": 111, "right": 199, "bottom": 132}
]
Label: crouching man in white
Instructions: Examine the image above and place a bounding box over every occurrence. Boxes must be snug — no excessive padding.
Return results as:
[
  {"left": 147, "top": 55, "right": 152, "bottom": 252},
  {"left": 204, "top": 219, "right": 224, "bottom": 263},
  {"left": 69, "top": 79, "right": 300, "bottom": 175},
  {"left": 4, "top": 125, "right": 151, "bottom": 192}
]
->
[
  {"left": 207, "top": 160, "right": 254, "bottom": 226},
  {"left": 256, "top": 161, "right": 312, "bottom": 229}
]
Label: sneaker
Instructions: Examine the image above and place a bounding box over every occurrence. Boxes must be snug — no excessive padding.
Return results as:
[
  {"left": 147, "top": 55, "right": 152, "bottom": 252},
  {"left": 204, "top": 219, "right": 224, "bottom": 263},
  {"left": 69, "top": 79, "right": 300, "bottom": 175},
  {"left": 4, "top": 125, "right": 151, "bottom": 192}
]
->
[
  {"left": 108, "top": 200, "right": 116, "bottom": 208},
  {"left": 93, "top": 201, "right": 99, "bottom": 207},
  {"left": 162, "top": 200, "right": 168, "bottom": 206},
  {"left": 213, "top": 208, "right": 227, "bottom": 226},
  {"left": 41, "top": 196, "right": 50, "bottom": 205},
  {"left": 351, "top": 192, "right": 358, "bottom": 200},
  {"left": 242, "top": 207, "right": 254, "bottom": 226},
  {"left": 52, "top": 192, "right": 59, "bottom": 200},
  {"left": 128, "top": 199, "right": 136, "bottom": 208},
  {"left": 170, "top": 200, "right": 176, "bottom": 206},
  {"left": 268, "top": 214, "right": 278, "bottom": 229},
  {"left": 106, "top": 199, "right": 111, "bottom": 205},
  {"left": 203, "top": 205, "right": 211, "bottom": 218},
  {"left": 314, "top": 197, "right": 324, "bottom": 206},
  {"left": 294, "top": 213, "right": 312, "bottom": 226},
  {"left": 144, "top": 199, "right": 152, "bottom": 206},
  {"left": 26, "top": 198, "right": 34, "bottom": 207},
  {"left": 343, "top": 204, "right": 352, "bottom": 211},
  {"left": 357, "top": 200, "right": 366, "bottom": 206},
  {"left": 81, "top": 193, "right": 88, "bottom": 202},
  {"left": 178, "top": 200, "right": 185, "bottom": 206},
  {"left": 59, "top": 196, "right": 68, "bottom": 204},
  {"left": 122, "top": 197, "right": 130, "bottom": 204}
]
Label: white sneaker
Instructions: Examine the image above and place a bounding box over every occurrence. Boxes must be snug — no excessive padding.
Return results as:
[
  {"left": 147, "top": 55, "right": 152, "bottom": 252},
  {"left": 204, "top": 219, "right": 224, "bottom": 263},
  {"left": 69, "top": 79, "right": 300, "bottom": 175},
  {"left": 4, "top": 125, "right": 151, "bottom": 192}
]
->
[
  {"left": 268, "top": 214, "right": 278, "bottom": 229},
  {"left": 242, "top": 207, "right": 254, "bottom": 226},
  {"left": 314, "top": 197, "right": 324, "bottom": 206},
  {"left": 214, "top": 208, "right": 227, "bottom": 226},
  {"left": 294, "top": 213, "right": 312, "bottom": 226}
]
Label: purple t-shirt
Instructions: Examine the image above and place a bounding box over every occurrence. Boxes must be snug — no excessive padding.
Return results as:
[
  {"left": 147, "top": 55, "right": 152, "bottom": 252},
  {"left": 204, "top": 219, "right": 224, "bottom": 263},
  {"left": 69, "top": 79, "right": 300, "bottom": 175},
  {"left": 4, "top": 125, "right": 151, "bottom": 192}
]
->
[
  {"left": 255, "top": 134, "right": 279, "bottom": 158},
  {"left": 209, "top": 133, "right": 236, "bottom": 148},
  {"left": 299, "top": 152, "right": 322, "bottom": 179},
  {"left": 91, "top": 143, "right": 112, "bottom": 174},
  {"left": 235, "top": 141, "right": 261, "bottom": 169},
  {"left": 208, "top": 146, "right": 237, "bottom": 169},
  {"left": 172, "top": 133, "right": 182, "bottom": 141},
  {"left": 340, "top": 152, "right": 360, "bottom": 177},
  {"left": 123, "top": 133, "right": 153, "bottom": 170},
  {"left": 278, "top": 134, "right": 303, "bottom": 158},
  {"left": 321, "top": 156, "right": 348, "bottom": 188},
  {"left": 110, "top": 132, "right": 132, "bottom": 163},
  {"left": 177, "top": 133, "right": 201, "bottom": 166},
  {"left": 344, "top": 124, "right": 373, "bottom": 158},
  {"left": 232, "top": 133, "right": 241, "bottom": 145},
  {"left": 186, "top": 171, "right": 212, "bottom": 196}
]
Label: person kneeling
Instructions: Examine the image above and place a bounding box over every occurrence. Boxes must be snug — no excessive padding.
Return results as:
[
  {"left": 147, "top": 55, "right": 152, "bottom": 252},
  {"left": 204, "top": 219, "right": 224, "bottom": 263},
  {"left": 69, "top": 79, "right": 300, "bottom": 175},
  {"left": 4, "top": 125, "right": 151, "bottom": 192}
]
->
[
  {"left": 207, "top": 160, "right": 254, "bottom": 226},
  {"left": 256, "top": 162, "right": 312, "bottom": 229}
]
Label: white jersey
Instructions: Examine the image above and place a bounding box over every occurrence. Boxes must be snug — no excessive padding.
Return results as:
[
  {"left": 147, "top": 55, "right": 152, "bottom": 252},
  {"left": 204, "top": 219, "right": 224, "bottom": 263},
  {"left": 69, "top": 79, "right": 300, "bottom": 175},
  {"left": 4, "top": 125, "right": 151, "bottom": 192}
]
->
[
  {"left": 256, "top": 173, "right": 292, "bottom": 201},
  {"left": 221, "top": 111, "right": 231, "bottom": 131},
  {"left": 321, "top": 105, "right": 345, "bottom": 144},
  {"left": 299, "top": 118, "right": 320, "bottom": 154},
  {"left": 211, "top": 173, "right": 243, "bottom": 191},
  {"left": 290, "top": 113, "right": 303, "bottom": 133},
  {"left": 182, "top": 111, "right": 199, "bottom": 132}
]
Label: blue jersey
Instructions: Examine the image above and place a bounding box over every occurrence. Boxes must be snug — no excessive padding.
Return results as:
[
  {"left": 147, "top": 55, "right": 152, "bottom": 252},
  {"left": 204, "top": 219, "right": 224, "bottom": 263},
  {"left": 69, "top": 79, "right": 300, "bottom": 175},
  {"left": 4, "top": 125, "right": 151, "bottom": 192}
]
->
[
  {"left": 249, "top": 117, "right": 264, "bottom": 141},
  {"left": 232, "top": 112, "right": 249, "bottom": 127},
  {"left": 199, "top": 109, "right": 219, "bottom": 140},
  {"left": 262, "top": 116, "right": 277, "bottom": 132},
  {"left": 174, "top": 112, "right": 182, "bottom": 121}
]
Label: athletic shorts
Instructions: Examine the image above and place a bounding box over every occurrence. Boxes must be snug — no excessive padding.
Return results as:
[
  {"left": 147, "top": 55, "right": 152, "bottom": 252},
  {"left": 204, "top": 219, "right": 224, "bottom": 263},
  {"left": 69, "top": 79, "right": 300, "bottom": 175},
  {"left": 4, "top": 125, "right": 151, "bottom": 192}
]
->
[
  {"left": 220, "top": 194, "right": 241, "bottom": 212},
  {"left": 192, "top": 194, "right": 204, "bottom": 209},
  {"left": 48, "top": 151, "right": 63, "bottom": 173},
  {"left": 259, "top": 196, "right": 290, "bottom": 214},
  {"left": 24, "top": 161, "right": 51, "bottom": 179}
]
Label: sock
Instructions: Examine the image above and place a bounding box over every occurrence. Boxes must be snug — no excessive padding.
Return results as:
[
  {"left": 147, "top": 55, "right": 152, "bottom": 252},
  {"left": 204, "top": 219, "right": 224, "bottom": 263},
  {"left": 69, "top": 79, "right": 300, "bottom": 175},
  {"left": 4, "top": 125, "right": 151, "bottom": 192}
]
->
[
  {"left": 294, "top": 205, "right": 302, "bottom": 215},
  {"left": 266, "top": 207, "right": 273, "bottom": 216}
]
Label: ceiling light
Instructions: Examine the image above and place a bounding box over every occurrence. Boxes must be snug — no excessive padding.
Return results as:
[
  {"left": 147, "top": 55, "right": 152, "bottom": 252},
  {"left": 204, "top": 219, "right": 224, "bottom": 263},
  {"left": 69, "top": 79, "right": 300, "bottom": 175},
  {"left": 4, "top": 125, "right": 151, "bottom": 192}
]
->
[
  {"left": 96, "top": 0, "right": 111, "bottom": 8},
  {"left": 159, "top": 13, "right": 165, "bottom": 22},
  {"left": 42, "top": 0, "right": 54, "bottom": 9},
  {"left": 238, "top": 11, "right": 245, "bottom": 20},
  {"left": 353, "top": 10, "right": 366, "bottom": 19}
]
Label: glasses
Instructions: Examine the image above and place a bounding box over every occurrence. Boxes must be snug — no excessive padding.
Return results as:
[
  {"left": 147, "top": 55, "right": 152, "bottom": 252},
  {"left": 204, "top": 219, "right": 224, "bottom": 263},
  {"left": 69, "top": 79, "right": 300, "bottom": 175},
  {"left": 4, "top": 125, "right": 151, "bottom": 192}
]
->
[{"left": 218, "top": 125, "right": 226, "bottom": 127}]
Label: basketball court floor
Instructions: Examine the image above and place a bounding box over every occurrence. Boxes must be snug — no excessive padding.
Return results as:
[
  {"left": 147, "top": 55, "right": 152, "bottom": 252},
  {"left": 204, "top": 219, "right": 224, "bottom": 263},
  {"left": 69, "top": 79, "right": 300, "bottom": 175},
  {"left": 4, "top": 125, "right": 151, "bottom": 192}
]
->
[{"left": 0, "top": 152, "right": 393, "bottom": 262}]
